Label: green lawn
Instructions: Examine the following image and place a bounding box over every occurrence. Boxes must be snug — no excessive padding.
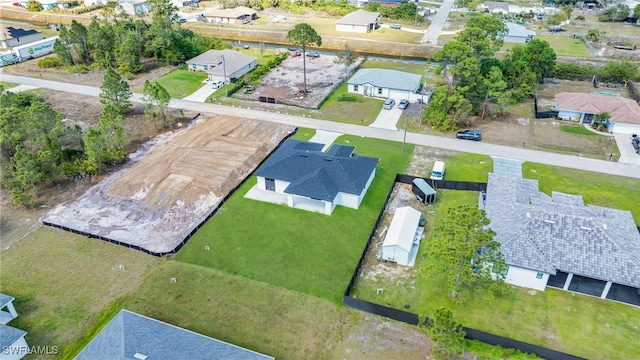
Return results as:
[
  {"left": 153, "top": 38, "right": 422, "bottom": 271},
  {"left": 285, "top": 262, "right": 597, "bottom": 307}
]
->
[
  {"left": 536, "top": 35, "right": 592, "bottom": 57},
  {"left": 439, "top": 153, "right": 493, "bottom": 182},
  {"left": 175, "top": 135, "right": 414, "bottom": 303},
  {"left": 150, "top": 69, "right": 208, "bottom": 98},
  {"left": 560, "top": 124, "right": 597, "bottom": 136},
  {"left": 303, "top": 18, "right": 424, "bottom": 43},
  {"left": 318, "top": 82, "right": 384, "bottom": 124},
  {"left": 0, "top": 81, "right": 17, "bottom": 89}
]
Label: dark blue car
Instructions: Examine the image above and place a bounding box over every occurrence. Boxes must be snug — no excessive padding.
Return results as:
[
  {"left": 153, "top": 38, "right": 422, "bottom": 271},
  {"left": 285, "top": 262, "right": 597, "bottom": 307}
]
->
[{"left": 456, "top": 130, "right": 482, "bottom": 141}]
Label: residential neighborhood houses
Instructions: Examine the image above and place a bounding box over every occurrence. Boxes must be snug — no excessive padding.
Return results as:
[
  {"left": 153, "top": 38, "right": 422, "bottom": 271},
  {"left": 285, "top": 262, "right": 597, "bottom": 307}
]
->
[{"left": 1, "top": 0, "right": 640, "bottom": 359}]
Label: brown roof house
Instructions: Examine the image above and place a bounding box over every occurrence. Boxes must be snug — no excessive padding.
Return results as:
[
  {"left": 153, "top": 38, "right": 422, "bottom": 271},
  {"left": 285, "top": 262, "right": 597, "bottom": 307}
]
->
[
  {"left": 555, "top": 92, "right": 640, "bottom": 134},
  {"left": 335, "top": 10, "right": 381, "bottom": 33},
  {"left": 185, "top": 49, "right": 257, "bottom": 83},
  {"left": 208, "top": 6, "right": 257, "bottom": 24},
  {"left": 0, "top": 25, "right": 43, "bottom": 48}
]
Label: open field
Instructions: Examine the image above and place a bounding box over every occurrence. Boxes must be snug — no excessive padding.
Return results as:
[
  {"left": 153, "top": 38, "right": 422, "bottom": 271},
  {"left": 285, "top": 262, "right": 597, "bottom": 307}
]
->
[
  {"left": 175, "top": 135, "right": 414, "bottom": 303},
  {"left": 43, "top": 116, "right": 294, "bottom": 253}
]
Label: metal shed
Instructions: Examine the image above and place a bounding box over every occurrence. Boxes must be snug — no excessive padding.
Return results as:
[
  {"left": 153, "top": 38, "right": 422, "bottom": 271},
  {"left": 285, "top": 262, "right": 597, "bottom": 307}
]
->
[{"left": 412, "top": 178, "right": 436, "bottom": 204}]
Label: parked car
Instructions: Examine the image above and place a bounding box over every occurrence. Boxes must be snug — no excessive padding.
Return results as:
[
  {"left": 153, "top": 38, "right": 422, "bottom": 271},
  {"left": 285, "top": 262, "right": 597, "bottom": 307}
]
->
[
  {"left": 292, "top": 51, "right": 302, "bottom": 57},
  {"left": 178, "top": 18, "right": 187, "bottom": 23},
  {"left": 306, "top": 51, "right": 320, "bottom": 58},
  {"left": 383, "top": 98, "right": 395, "bottom": 110},
  {"left": 456, "top": 129, "right": 482, "bottom": 141},
  {"left": 390, "top": 24, "right": 401, "bottom": 29},
  {"left": 632, "top": 134, "right": 640, "bottom": 154},
  {"left": 398, "top": 99, "right": 409, "bottom": 109},
  {"left": 211, "top": 80, "right": 224, "bottom": 89}
]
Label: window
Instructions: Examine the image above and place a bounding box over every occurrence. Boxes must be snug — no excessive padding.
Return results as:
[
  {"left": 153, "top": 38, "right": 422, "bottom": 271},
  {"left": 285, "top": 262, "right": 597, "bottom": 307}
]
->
[
  {"left": 377, "top": 87, "right": 383, "bottom": 95},
  {"left": 203, "top": 64, "right": 209, "bottom": 71},
  {"left": 265, "top": 178, "right": 275, "bottom": 191},
  {"left": 192, "top": 64, "right": 197, "bottom": 70},
  {"left": 353, "top": 85, "right": 358, "bottom": 92},
  {"left": 536, "top": 272, "right": 544, "bottom": 279}
]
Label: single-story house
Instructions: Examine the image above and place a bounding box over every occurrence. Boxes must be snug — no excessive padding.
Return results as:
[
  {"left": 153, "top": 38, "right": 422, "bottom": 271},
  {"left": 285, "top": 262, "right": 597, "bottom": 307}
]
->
[
  {"left": 347, "top": 68, "right": 422, "bottom": 101},
  {"left": 84, "top": 0, "right": 108, "bottom": 5},
  {"left": 555, "top": 92, "right": 640, "bottom": 134},
  {"left": 118, "top": 0, "right": 150, "bottom": 15},
  {"left": 185, "top": 49, "right": 257, "bottom": 83},
  {"left": 336, "top": 10, "right": 380, "bottom": 33},
  {"left": 253, "top": 139, "right": 379, "bottom": 215},
  {"left": 484, "top": 172, "right": 640, "bottom": 306},
  {"left": 0, "top": 324, "right": 28, "bottom": 360},
  {"left": 0, "top": 25, "right": 43, "bottom": 48},
  {"left": 208, "top": 6, "right": 257, "bottom": 24},
  {"left": 380, "top": 206, "right": 423, "bottom": 266},
  {"left": 171, "top": 0, "right": 196, "bottom": 7},
  {"left": 74, "top": 309, "right": 274, "bottom": 360},
  {"left": 36, "top": 0, "right": 59, "bottom": 10},
  {"left": 482, "top": 1, "right": 509, "bottom": 13},
  {"left": 0, "top": 294, "right": 18, "bottom": 325},
  {"left": 503, "top": 22, "right": 536, "bottom": 43}
]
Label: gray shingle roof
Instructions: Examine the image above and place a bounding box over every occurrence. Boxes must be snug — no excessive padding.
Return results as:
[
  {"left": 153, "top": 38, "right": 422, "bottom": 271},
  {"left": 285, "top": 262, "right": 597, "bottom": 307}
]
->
[
  {"left": 0, "top": 293, "right": 14, "bottom": 309},
  {"left": 186, "top": 49, "right": 257, "bottom": 76},
  {"left": 505, "top": 22, "right": 536, "bottom": 38},
  {"left": 348, "top": 68, "right": 421, "bottom": 93},
  {"left": 74, "top": 310, "right": 274, "bottom": 360},
  {"left": 254, "top": 139, "right": 379, "bottom": 201},
  {"left": 485, "top": 173, "right": 640, "bottom": 288},
  {"left": 337, "top": 10, "right": 380, "bottom": 26},
  {"left": 0, "top": 324, "right": 26, "bottom": 349}
]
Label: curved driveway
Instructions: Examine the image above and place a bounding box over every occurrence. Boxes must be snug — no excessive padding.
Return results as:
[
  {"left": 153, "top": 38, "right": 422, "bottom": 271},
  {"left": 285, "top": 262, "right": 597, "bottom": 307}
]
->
[{"left": 2, "top": 72, "right": 639, "bottom": 179}]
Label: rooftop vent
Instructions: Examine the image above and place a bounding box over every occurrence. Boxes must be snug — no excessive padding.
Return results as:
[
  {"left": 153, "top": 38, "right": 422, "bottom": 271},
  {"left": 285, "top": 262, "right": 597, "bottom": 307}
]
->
[
  {"left": 300, "top": 154, "right": 308, "bottom": 157},
  {"left": 324, "top": 157, "right": 332, "bottom": 161},
  {"left": 603, "top": 224, "right": 608, "bottom": 230},
  {"left": 134, "top": 353, "right": 148, "bottom": 360},
  {"left": 580, "top": 226, "right": 592, "bottom": 231},
  {"left": 526, "top": 212, "right": 531, "bottom": 218},
  {"left": 543, "top": 219, "right": 555, "bottom": 224}
]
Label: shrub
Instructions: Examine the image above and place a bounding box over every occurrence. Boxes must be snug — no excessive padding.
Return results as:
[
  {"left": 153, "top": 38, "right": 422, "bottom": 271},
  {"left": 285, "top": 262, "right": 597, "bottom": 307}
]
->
[
  {"left": 37, "top": 56, "right": 64, "bottom": 68},
  {"left": 575, "top": 15, "right": 585, "bottom": 20}
]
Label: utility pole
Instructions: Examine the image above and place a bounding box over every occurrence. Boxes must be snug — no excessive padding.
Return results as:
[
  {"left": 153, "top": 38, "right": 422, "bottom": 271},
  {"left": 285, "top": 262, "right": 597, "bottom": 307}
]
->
[
  {"left": 221, "top": 54, "right": 228, "bottom": 97},
  {"left": 403, "top": 114, "right": 408, "bottom": 154}
]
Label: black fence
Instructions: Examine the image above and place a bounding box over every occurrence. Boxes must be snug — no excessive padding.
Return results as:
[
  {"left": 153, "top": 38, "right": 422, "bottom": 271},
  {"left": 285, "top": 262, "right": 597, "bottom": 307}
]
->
[
  {"left": 42, "top": 131, "right": 298, "bottom": 257},
  {"left": 343, "top": 174, "right": 586, "bottom": 360},
  {"left": 258, "top": 96, "right": 276, "bottom": 103},
  {"left": 534, "top": 91, "right": 559, "bottom": 119}
]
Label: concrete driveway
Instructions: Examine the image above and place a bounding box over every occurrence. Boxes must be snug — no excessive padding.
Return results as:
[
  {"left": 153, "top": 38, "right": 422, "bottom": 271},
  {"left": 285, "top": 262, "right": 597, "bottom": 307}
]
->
[
  {"left": 182, "top": 82, "right": 217, "bottom": 102},
  {"left": 370, "top": 104, "right": 403, "bottom": 131},
  {"left": 613, "top": 133, "right": 640, "bottom": 165}
]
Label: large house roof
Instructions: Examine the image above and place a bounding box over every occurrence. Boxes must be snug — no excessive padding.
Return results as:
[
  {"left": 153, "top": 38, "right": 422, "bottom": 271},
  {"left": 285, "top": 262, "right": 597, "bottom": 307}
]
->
[
  {"left": 348, "top": 68, "right": 421, "bottom": 92},
  {"left": 485, "top": 173, "right": 640, "bottom": 288},
  {"left": 209, "top": 6, "right": 256, "bottom": 18},
  {"left": 254, "top": 139, "right": 379, "bottom": 202},
  {"left": 336, "top": 10, "right": 380, "bottom": 26},
  {"left": 0, "top": 293, "right": 14, "bottom": 309},
  {"left": 555, "top": 92, "right": 640, "bottom": 125},
  {"left": 0, "top": 25, "right": 40, "bottom": 41},
  {"left": 74, "top": 309, "right": 274, "bottom": 360},
  {"left": 0, "top": 324, "right": 26, "bottom": 349},
  {"left": 382, "top": 206, "right": 422, "bottom": 252},
  {"left": 186, "top": 49, "right": 257, "bottom": 76},
  {"left": 505, "top": 22, "right": 536, "bottom": 38}
]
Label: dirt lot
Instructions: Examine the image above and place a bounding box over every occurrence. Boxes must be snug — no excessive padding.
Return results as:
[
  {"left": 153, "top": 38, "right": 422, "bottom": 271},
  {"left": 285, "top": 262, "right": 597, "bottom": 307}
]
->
[
  {"left": 242, "top": 54, "right": 361, "bottom": 109},
  {"left": 42, "top": 116, "right": 294, "bottom": 254}
]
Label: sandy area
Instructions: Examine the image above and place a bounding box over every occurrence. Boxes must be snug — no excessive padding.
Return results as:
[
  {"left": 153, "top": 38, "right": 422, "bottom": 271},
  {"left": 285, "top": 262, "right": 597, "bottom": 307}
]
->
[{"left": 42, "top": 115, "right": 294, "bottom": 254}]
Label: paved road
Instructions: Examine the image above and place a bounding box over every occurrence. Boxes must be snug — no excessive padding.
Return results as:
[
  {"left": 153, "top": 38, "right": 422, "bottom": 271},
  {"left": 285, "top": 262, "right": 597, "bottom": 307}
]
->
[
  {"left": 2, "top": 72, "right": 639, "bottom": 179},
  {"left": 421, "top": 0, "right": 456, "bottom": 45}
]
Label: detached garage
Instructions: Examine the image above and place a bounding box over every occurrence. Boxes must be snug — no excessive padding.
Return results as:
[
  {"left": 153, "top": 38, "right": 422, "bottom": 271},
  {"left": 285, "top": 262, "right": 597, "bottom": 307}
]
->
[{"left": 381, "top": 206, "right": 423, "bottom": 267}]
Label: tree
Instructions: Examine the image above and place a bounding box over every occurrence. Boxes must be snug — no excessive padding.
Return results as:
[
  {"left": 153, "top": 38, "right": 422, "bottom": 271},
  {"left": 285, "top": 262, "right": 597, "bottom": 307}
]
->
[
  {"left": 597, "top": 60, "right": 639, "bottom": 83},
  {"left": 425, "top": 205, "right": 508, "bottom": 301},
  {"left": 69, "top": 20, "right": 91, "bottom": 65},
  {"left": 635, "top": 4, "right": 640, "bottom": 19},
  {"left": 425, "top": 307, "right": 466, "bottom": 360},
  {"left": 480, "top": 66, "right": 508, "bottom": 119},
  {"left": 547, "top": 12, "right": 568, "bottom": 25},
  {"left": 142, "top": 80, "right": 172, "bottom": 129},
  {"left": 53, "top": 27, "right": 75, "bottom": 66},
  {"left": 456, "top": 15, "right": 506, "bottom": 59},
  {"left": 562, "top": 4, "right": 573, "bottom": 19},
  {"left": 99, "top": 68, "right": 132, "bottom": 114},
  {"left": 115, "top": 32, "right": 144, "bottom": 74},
  {"left": 88, "top": 18, "right": 117, "bottom": 68},
  {"left": 333, "top": 45, "right": 357, "bottom": 73},
  {"left": 26, "top": 0, "right": 42, "bottom": 12},
  {"left": 523, "top": 38, "right": 556, "bottom": 80},
  {"left": 287, "top": 23, "right": 322, "bottom": 93},
  {"left": 424, "top": 85, "right": 472, "bottom": 130},
  {"left": 598, "top": 4, "right": 630, "bottom": 22},
  {"left": 586, "top": 28, "right": 600, "bottom": 42}
]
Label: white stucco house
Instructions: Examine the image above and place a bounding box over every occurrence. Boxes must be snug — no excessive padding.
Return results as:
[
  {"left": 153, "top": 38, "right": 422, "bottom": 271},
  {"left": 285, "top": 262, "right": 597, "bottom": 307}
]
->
[
  {"left": 484, "top": 172, "right": 640, "bottom": 306},
  {"left": 185, "top": 49, "right": 257, "bottom": 83},
  {"left": 347, "top": 68, "right": 424, "bottom": 102},
  {"left": 74, "top": 309, "right": 274, "bottom": 360},
  {"left": 252, "top": 139, "right": 379, "bottom": 215},
  {"left": 336, "top": 10, "right": 380, "bottom": 33},
  {"left": 0, "top": 293, "right": 29, "bottom": 360},
  {"left": 380, "top": 206, "right": 423, "bottom": 266},
  {"left": 503, "top": 22, "right": 536, "bottom": 43},
  {"left": 555, "top": 92, "right": 640, "bottom": 134},
  {"left": 208, "top": 6, "right": 257, "bottom": 24},
  {"left": 118, "top": 0, "right": 150, "bottom": 15},
  {"left": 0, "top": 25, "right": 43, "bottom": 48}
]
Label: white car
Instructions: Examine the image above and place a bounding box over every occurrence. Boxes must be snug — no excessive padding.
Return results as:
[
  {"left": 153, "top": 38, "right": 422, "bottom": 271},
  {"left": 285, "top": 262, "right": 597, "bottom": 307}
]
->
[{"left": 211, "top": 80, "right": 224, "bottom": 89}]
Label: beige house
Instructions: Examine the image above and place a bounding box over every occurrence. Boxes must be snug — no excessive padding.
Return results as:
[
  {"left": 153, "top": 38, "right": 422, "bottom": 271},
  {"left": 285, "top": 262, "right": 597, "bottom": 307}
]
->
[
  {"left": 555, "top": 92, "right": 640, "bottom": 134},
  {"left": 336, "top": 10, "right": 380, "bottom": 33},
  {"left": 208, "top": 6, "right": 257, "bottom": 24}
]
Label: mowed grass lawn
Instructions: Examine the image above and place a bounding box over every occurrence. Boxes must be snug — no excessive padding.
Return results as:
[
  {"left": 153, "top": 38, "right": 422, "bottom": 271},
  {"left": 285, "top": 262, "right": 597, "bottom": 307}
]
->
[
  {"left": 536, "top": 35, "right": 592, "bottom": 57},
  {"left": 319, "top": 82, "right": 383, "bottom": 124},
  {"left": 175, "top": 136, "right": 414, "bottom": 303},
  {"left": 151, "top": 69, "right": 208, "bottom": 98}
]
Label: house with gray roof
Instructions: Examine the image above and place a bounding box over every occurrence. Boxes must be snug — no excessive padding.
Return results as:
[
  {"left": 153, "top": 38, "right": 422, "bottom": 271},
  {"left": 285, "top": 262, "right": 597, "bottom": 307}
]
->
[
  {"left": 347, "top": 68, "right": 422, "bottom": 101},
  {"left": 503, "top": 22, "right": 536, "bottom": 43},
  {"left": 0, "top": 25, "right": 43, "bottom": 48},
  {"left": 74, "top": 309, "right": 274, "bottom": 360},
  {"left": 484, "top": 173, "right": 640, "bottom": 305},
  {"left": 186, "top": 49, "right": 257, "bottom": 83},
  {"left": 0, "top": 293, "right": 29, "bottom": 360},
  {"left": 336, "top": 10, "right": 380, "bottom": 33},
  {"left": 252, "top": 139, "right": 379, "bottom": 215}
]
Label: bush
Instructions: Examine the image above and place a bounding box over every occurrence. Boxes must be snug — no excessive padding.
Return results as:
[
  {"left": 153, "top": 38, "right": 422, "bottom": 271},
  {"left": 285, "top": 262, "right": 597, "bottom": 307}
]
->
[
  {"left": 37, "top": 56, "right": 64, "bottom": 68},
  {"left": 575, "top": 15, "right": 585, "bottom": 20}
]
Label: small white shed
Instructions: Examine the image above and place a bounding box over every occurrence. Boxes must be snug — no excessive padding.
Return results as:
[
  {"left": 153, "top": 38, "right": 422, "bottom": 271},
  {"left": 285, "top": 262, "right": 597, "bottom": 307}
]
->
[{"left": 381, "top": 206, "right": 422, "bottom": 266}]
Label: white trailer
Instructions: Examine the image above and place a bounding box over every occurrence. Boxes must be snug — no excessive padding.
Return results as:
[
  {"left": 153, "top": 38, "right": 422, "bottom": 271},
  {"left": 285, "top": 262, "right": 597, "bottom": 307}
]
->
[{"left": 11, "top": 36, "right": 58, "bottom": 61}]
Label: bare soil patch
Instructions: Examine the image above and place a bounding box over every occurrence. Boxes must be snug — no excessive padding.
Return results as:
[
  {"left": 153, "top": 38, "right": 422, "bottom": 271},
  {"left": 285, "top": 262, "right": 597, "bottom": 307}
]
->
[
  {"left": 242, "top": 54, "right": 357, "bottom": 109},
  {"left": 42, "top": 116, "right": 294, "bottom": 254}
]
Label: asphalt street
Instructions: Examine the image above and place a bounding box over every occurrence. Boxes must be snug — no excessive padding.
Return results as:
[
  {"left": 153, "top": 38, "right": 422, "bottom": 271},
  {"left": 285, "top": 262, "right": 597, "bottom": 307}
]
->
[
  {"left": 421, "top": 0, "right": 456, "bottom": 45},
  {"left": 2, "top": 72, "right": 639, "bottom": 179}
]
